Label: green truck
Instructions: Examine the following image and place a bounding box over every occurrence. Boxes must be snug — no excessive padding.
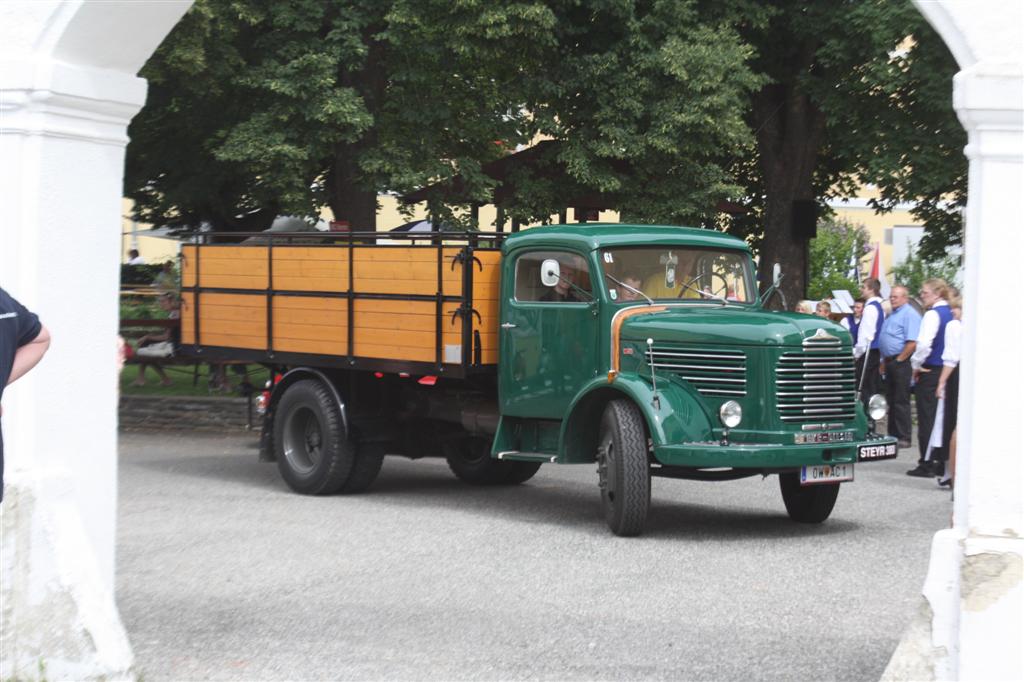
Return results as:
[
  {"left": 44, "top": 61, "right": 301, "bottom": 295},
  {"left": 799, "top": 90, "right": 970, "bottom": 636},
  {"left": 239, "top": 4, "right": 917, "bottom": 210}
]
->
[{"left": 182, "top": 223, "right": 897, "bottom": 536}]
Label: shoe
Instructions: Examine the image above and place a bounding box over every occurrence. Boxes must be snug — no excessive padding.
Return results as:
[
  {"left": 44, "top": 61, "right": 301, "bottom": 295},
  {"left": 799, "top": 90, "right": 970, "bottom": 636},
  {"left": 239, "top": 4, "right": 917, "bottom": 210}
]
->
[
  {"left": 898, "top": 439, "right": 912, "bottom": 449},
  {"left": 906, "top": 464, "right": 933, "bottom": 477},
  {"left": 937, "top": 477, "right": 953, "bottom": 489}
]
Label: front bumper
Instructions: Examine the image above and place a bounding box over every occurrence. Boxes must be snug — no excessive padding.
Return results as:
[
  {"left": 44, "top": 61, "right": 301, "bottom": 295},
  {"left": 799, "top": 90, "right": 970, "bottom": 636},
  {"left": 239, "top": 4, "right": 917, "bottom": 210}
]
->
[{"left": 652, "top": 433, "right": 898, "bottom": 469}]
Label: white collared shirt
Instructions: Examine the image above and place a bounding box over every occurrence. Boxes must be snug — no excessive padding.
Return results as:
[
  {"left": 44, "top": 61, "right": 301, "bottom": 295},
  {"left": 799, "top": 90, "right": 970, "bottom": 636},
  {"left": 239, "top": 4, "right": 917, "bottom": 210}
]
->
[
  {"left": 942, "top": 318, "right": 961, "bottom": 367},
  {"left": 911, "top": 299, "right": 949, "bottom": 370},
  {"left": 854, "top": 296, "right": 883, "bottom": 359}
]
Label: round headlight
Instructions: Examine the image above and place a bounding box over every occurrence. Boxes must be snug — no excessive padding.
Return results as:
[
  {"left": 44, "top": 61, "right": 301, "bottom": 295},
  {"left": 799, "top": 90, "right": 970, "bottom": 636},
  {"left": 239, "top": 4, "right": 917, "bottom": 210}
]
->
[
  {"left": 719, "top": 400, "right": 743, "bottom": 428},
  {"left": 868, "top": 394, "right": 888, "bottom": 421}
]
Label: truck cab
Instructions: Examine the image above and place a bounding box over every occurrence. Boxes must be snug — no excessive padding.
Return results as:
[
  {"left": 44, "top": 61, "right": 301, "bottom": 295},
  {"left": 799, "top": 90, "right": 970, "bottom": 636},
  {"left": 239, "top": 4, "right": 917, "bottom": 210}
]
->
[{"left": 492, "top": 225, "right": 897, "bottom": 534}]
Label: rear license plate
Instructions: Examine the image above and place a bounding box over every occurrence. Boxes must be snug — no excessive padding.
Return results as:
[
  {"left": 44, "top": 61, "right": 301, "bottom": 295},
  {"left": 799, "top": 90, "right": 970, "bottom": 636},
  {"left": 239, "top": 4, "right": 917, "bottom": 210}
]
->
[
  {"left": 857, "top": 442, "right": 898, "bottom": 461},
  {"left": 800, "top": 463, "right": 853, "bottom": 486}
]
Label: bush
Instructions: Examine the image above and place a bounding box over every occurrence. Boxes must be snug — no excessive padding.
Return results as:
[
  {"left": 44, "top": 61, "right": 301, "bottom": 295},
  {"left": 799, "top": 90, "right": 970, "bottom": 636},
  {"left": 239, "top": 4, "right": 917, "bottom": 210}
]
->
[
  {"left": 888, "top": 244, "right": 962, "bottom": 296},
  {"left": 808, "top": 217, "right": 871, "bottom": 300}
]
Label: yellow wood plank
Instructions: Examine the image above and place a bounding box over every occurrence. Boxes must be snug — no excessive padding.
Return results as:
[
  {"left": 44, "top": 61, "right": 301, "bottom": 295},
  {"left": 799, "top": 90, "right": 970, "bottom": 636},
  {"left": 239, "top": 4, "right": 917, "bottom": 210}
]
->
[
  {"left": 272, "top": 246, "right": 350, "bottom": 262},
  {"left": 273, "top": 277, "right": 348, "bottom": 293},
  {"left": 199, "top": 274, "right": 268, "bottom": 290},
  {"left": 199, "top": 332, "right": 265, "bottom": 350},
  {"left": 273, "top": 323, "right": 347, "bottom": 343},
  {"left": 274, "top": 337, "right": 347, "bottom": 355},
  {"left": 201, "top": 293, "right": 265, "bottom": 307},
  {"left": 200, "top": 319, "right": 267, "bottom": 338}
]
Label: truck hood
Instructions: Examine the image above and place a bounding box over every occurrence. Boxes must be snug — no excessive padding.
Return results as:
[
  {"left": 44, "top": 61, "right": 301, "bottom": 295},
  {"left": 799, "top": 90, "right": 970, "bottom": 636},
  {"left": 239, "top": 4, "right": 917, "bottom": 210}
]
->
[{"left": 619, "top": 306, "right": 850, "bottom": 347}]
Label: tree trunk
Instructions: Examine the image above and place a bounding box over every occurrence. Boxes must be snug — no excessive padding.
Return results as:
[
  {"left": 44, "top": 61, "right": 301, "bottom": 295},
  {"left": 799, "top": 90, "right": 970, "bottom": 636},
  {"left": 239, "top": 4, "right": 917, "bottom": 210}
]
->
[
  {"left": 752, "top": 82, "right": 827, "bottom": 309},
  {"left": 327, "top": 26, "right": 387, "bottom": 232},
  {"left": 327, "top": 151, "right": 377, "bottom": 231}
]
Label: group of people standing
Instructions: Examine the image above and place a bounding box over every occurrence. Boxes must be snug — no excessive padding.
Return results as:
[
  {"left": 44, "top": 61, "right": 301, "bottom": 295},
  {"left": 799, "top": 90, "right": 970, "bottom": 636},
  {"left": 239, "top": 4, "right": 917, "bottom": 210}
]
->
[{"left": 840, "top": 277, "right": 962, "bottom": 488}]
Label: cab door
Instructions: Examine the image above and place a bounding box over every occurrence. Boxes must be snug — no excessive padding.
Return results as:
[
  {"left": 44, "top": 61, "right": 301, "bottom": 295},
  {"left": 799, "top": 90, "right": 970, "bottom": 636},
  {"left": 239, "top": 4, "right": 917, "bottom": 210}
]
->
[{"left": 499, "top": 249, "right": 601, "bottom": 418}]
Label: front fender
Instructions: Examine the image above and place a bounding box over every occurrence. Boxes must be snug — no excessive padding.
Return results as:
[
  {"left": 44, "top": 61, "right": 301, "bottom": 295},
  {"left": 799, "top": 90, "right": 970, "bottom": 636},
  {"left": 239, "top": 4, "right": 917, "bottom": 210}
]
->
[{"left": 559, "top": 374, "right": 715, "bottom": 463}]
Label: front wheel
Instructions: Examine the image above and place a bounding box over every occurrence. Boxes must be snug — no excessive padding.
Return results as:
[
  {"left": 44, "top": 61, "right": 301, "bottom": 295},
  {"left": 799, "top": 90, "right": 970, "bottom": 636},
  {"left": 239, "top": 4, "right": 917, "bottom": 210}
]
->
[
  {"left": 778, "top": 472, "right": 840, "bottom": 523},
  {"left": 597, "top": 399, "right": 651, "bottom": 536}
]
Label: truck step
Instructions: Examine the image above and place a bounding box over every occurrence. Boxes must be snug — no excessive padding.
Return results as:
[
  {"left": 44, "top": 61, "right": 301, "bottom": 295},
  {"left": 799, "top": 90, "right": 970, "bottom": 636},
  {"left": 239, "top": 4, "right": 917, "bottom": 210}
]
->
[{"left": 496, "top": 451, "right": 557, "bottom": 463}]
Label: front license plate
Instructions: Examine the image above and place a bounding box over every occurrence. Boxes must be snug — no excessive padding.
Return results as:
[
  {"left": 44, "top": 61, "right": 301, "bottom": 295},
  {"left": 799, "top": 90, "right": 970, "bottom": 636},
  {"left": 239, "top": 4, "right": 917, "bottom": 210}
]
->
[
  {"left": 857, "top": 442, "right": 898, "bottom": 461},
  {"left": 800, "top": 463, "right": 854, "bottom": 486}
]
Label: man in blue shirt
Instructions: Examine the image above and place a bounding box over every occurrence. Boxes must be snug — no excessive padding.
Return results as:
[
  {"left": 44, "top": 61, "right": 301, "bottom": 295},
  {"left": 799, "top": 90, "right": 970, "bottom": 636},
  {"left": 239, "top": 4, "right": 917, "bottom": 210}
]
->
[
  {"left": 878, "top": 285, "right": 921, "bottom": 449},
  {"left": 1, "top": 287, "right": 51, "bottom": 502}
]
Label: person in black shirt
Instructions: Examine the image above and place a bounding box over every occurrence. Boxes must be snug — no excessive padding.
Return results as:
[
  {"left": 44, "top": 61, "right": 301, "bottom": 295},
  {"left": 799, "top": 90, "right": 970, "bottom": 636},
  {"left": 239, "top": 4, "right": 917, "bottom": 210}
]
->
[{"left": 1, "top": 287, "right": 51, "bottom": 502}]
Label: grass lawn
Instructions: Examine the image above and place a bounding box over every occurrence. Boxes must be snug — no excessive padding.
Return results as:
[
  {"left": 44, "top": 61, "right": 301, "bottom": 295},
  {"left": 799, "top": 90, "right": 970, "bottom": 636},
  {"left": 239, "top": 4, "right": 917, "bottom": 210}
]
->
[{"left": 120, "top": 362, "right": 270, "bottom": 397}]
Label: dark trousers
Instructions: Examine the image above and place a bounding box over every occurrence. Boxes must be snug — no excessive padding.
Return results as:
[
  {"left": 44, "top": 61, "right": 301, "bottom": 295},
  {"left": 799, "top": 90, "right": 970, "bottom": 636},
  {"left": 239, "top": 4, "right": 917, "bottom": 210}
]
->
[
  {"left": 857, "top": 349, "right": 882, "bottom": 409},
  {"left": 915, "top": 367, "right": 944, "bottom": 463},
  {"left": 885, "top": 357, "right": 913, "bottom": 442},
  {"left": 942, "top": 367, "right": 959, "bottom": 450}
]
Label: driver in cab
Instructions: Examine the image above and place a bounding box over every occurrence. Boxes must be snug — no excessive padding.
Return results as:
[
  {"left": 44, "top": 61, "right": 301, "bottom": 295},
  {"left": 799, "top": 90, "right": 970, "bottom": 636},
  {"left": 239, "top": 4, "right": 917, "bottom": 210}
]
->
[{"left": 541, "top": 258, "right": 587, "bottom": 302}]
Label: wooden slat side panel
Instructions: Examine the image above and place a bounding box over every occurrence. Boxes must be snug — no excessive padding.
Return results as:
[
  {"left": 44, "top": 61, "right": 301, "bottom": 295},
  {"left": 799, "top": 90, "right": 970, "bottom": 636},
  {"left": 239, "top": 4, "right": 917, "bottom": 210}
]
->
[
  {"left": 272, "top": 246, "right": 349, "bottom": 292},
  {"left": 472, "top": 250, "right": 503, "bottom": 365},
  {"left": 272, "top": 297, "right": 347, "bottom": 356},
  {"left": 198, "top": 292, "right": 266, "bottom": 350},
  {"left": 351, "top": 246, "right": 463, "bottom": 297},
  {"left": 198, "top": 246, "right": 268, "bottom": 290}
]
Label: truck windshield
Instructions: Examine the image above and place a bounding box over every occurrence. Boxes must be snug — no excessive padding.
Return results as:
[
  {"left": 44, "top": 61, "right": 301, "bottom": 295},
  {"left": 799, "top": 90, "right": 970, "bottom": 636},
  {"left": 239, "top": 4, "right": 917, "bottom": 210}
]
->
[{"left": 600, "top": 247, "right": 754, "bottom": 303}]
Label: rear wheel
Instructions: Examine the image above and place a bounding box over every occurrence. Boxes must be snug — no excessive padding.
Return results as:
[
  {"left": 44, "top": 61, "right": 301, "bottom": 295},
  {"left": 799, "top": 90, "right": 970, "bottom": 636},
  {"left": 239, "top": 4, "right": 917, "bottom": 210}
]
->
[
  {"left": 446, "top": 437, "right": 541, "bottom": 485},
  {"left": 597, "top": 399, "right": 651, "bottom": 536},
  {"left": 274, "top": 380, "right": 354, "bottom": 495},
  {"left": 778, "top": 472, "right": 840, "bottom": 523}
]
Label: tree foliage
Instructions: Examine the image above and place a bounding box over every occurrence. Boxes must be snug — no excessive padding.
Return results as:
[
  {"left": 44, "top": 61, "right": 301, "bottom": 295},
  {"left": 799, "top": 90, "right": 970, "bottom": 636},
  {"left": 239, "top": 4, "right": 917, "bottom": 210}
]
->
[
  {"left": 126, "top": 0, "right": 965, "bottom": 271},
  {"left": 888, "top": 244, "right": 962, "bottom": 297},
  {"left": 725, "top": 0, "right": 964, "bottom": 301},
  {"left": 807, "top": 217, "right": 871, "bottom": 300}
]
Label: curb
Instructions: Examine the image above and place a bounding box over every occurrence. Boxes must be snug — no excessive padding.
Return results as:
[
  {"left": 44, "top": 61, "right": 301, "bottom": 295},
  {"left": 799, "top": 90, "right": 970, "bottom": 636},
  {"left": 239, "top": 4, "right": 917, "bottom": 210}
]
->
[{"left": 119, "top": 394, "right": 254, "bottom": 432}]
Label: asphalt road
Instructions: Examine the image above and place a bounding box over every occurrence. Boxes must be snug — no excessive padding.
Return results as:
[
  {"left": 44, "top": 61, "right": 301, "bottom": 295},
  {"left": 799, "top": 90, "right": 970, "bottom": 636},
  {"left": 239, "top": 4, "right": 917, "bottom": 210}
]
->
[{"left": 116, "top": 431, "right": 951, "bottom": 681}]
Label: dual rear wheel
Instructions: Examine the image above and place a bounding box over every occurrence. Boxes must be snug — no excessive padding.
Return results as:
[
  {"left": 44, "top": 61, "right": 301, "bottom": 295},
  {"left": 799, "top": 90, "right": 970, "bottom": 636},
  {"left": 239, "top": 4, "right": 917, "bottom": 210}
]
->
[{"left": 274, "top": 380, "right": 382, "bottom": 495}]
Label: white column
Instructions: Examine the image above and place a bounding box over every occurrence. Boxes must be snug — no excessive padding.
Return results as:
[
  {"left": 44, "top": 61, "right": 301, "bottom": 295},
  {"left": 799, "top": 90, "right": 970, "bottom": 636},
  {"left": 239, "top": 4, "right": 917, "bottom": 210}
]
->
[
  {"left": 949, "top": 58, "right": 1024, "bottom": 682},
  {"left": 890, "top": 3, "right": 1024, "bottom": 680},
  {"left": 0, "top": 3, "right": 191, "bottom": 679}
]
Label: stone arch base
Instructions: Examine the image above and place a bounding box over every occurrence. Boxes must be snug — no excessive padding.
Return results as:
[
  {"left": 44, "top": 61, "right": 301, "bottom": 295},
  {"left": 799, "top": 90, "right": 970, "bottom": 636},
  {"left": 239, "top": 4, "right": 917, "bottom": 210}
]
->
[
  {"left": 0, "top": 2, "right": 191, "bottom": 679},
  {"left": 1, "top": 472, "right": 133, "bottom": 680}
]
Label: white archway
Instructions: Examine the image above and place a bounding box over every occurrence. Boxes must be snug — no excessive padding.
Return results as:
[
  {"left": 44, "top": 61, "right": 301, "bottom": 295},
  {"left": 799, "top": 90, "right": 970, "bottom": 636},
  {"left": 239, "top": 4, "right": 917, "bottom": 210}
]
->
[
  {"left": 0, "top": 1, "right": 1019, "bottom": 679},
  {"left": 883, "top": 2, "right": 1023, "bottom": 680},
  {"left": 0, "top": 2, "right": 191, "bottom": 678}
]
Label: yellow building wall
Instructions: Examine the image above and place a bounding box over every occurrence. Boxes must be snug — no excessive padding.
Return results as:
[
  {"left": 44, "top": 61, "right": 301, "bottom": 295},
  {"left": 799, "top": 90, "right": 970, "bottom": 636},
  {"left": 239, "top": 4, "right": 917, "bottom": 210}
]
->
[
  {"left": 121, "top": 198, "right": 179, "bottom": 265},
  {"left": 828, "top": 186, "right": 924, "bottom": 279}
]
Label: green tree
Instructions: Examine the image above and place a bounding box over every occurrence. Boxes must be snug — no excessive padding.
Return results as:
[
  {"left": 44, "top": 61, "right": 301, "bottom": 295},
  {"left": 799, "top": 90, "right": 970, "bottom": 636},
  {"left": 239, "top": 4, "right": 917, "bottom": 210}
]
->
[
  {"left": 888, "top": 243, "right": 962, "bottom": 297},
  {"left": 127, "top": 0, "right": 556, "bottom": 231},
  {"left": 807, "top": 217, "right": 870, "bottom": 300},
  {"left": 727, "top": 0, "right": 964, "bottom": 303}
]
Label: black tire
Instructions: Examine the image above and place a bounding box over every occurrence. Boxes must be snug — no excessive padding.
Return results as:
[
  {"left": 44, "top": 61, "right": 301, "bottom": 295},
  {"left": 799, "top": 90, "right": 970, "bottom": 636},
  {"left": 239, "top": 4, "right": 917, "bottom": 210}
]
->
[
  {"left": 273, "top": 380, "right": 354, "bottom": 495},
  {"left": 778, "top": 472, "right": 840, "bottom": 523},
  {"left": 597, "top": 399, "right": 651, "bottom": 536},
  {"left": 339, "top": 452, "right": 384, "bottom": 494},
  {"left": 446, "top": 437, "right": 541, "bottom": 485},
  {"left": 502, "top": 461, "right": 543, "bottom": 485}
]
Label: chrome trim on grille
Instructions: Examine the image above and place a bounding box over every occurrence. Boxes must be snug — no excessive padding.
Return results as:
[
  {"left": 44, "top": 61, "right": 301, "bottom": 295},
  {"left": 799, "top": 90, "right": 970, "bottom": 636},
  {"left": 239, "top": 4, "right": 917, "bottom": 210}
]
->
[
  {"left": 649, "top": 345, "right": 747, "bottom": 397},
  {"left": 776, "top": 350, "right": 857, "bottom": 423}
]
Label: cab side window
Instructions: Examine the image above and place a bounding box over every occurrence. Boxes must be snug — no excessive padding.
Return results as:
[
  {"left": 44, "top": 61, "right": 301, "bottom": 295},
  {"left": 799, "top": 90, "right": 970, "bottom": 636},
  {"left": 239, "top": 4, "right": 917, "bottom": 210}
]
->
[{"left": 514, "top": 251, "right": 592, "bottom": 303}]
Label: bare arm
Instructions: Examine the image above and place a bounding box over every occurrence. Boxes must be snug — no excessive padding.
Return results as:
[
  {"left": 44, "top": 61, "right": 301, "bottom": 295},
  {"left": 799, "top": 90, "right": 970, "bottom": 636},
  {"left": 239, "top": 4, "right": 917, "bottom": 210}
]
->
[
  {"left": 937, "top": 364, "right": 955, "bottom": 399},
  {"left": 7, "top": 325, "right": 51, "bottom": 386}
]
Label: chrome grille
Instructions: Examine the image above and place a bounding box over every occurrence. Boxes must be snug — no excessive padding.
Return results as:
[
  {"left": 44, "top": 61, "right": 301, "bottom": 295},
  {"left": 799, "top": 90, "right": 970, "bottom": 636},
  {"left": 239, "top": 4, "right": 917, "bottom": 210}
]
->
[
  {"left": 776, "top": 348, "right": 857, "bottom": 423},
  {"left": 648, "top": 346, "right": 746, "bottom": 397}
]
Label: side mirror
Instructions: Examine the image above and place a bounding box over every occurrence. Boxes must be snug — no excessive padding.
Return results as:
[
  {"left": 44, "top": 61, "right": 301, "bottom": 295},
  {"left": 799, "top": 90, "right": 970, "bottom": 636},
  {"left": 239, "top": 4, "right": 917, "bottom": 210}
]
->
[
  {"left": 540, "top": 259, "right": 560, "bottom": 287},
  {"left": 772, "top": 263, "right": 783, "bottom": 287}
]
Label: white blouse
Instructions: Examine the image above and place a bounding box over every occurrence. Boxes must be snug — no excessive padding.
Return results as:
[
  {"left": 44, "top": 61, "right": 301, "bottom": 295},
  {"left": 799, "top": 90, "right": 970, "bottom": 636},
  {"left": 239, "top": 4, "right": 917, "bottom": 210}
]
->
[{"left": 942, "top": 318, "right": 961, "bottom": 368}]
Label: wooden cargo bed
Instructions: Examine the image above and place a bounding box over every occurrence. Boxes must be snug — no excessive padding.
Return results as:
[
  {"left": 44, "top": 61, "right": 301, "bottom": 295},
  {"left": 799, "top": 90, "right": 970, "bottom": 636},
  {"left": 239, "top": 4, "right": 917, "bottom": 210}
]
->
[{"left": 179, "top": 234, "right": 502, "bottom": 377}]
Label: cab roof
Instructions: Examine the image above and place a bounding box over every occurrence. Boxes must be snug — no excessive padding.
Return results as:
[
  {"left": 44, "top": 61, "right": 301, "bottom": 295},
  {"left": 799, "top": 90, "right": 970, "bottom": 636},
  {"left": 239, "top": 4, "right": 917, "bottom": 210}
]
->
[{"left": 501, "top": 223, "right": 751, "bottom": 255}]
